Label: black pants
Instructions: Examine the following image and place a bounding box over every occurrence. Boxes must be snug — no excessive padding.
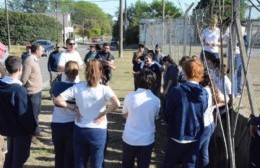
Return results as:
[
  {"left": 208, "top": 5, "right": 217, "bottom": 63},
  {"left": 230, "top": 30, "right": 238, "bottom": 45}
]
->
[
  {"left": 4, "top": 135, "right": 32, "bottom": 168},
  {"left": 28, "top": 92, "right": 42, "bottom": 135},
  {"left": 51, "top": 122, "right": 74, "bottom": 168}
]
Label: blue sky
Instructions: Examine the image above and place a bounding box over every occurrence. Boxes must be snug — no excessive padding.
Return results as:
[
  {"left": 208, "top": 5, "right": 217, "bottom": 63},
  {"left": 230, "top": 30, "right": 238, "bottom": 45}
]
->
[
  {"left": 90, "top": 0, "right": 259, "bottom": 20},
  {"left": 90, "top": 0, "right": 199, "bottom": 19}
]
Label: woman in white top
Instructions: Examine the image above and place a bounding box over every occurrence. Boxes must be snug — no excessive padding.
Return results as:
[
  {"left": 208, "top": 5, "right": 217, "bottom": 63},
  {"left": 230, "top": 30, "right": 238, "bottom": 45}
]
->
[
  {"left": 54, "top": 60, "right": 120, "bottom": 168},
  {"left": 51, "top": 61, "right": 79, "bottom": 168},
  {"left": 201, "top": 18, "right": 220, "bottom": 63},
  {"left": 122, "top": 69, "right": 160, "bottom": 168},
  {"left": 198, "top": 71, "right": 224, "bottom": 168}
]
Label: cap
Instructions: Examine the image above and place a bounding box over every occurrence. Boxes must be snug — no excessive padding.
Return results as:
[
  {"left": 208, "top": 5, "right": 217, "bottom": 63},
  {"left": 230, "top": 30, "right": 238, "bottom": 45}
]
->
[
  {"left": 155, "top": 44, "right": 161, "bottom": 49},
  {"left": 138, "top": 43, "right": 145, "bottom": 48},
  {"left": 0, "top": 42, "right": 6, "bottom": 52}
]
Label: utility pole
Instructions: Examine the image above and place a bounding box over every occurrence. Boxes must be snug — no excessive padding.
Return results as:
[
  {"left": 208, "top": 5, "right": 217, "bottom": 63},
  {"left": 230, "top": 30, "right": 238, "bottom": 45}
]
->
[
  {"left": 119, "top": 0, "right": 123, "bottom": 58},
  {"left": 124, "top": 0, "right": 127, "bottom": 46},
  {"left": 162, "top": 0, "right": 165, "bottom": 46},
  {"left": 5, "top": 0, "right": 11, "bottom": 52},
  {"left": 56, "top": 1, "right": 59, "bottom": 42},
  {"left": 183, "top": 3, "right": 194, "bottom": 56}
]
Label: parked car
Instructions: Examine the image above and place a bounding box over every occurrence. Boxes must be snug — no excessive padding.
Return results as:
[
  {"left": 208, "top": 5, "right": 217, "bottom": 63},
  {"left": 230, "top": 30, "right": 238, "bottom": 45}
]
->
[
  {"left": 91, "top": 37, "right": 103, "bottom": 44},
  {"left": 110, "top": 37, "right": 119, "bottom": 47},
  {"left": 35, "top": 39, "right": 54, "bottom": 56}
]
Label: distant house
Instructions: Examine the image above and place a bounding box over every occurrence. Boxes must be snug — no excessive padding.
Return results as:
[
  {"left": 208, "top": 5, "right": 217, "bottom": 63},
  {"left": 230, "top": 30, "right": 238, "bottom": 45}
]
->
[{"left": 43, "top": 13, "right": 74, "bottom": 42}]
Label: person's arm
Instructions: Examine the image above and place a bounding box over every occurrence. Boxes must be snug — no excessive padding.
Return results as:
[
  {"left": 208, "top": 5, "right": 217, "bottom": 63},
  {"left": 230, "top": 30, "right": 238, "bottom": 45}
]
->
[
  {"left": 163, "top": 80, "right": 173, "bottom": 97},
  {"left": 94, "top": 95, "right": 120, "bottom": 124},
  {"left": 21, "top": 59, "right": 32, "bottom": 85}
]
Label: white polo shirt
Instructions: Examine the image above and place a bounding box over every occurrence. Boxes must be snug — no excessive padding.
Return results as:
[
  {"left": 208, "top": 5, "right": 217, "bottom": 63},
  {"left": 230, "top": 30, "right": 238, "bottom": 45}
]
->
[
  {"left": 58, "top": 51, "right": 83, "bottom": 82},
  {"left": 60, "top": 82, "right": 115, "bottom": 129},
  {"left": 202, "top": 27, "right": 220, "bottom": 53},
  {"left": 122, "top": 88, "right": 160, "bottom": 146}
]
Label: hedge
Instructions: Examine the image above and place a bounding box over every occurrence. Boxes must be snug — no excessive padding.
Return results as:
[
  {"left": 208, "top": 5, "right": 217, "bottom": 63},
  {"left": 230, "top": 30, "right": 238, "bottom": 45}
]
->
[{"left": 0, "top": 10, "right": 62, "bottom": 45}]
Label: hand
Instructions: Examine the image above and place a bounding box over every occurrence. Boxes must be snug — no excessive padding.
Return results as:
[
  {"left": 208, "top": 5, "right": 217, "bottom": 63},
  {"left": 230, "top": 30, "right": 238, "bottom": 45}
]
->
[
  {"left": 94, "top": 115, "right": 106, "bottom": 125},
  {"left": 73, "top": 106, "right": 82, "bottom": 122}
]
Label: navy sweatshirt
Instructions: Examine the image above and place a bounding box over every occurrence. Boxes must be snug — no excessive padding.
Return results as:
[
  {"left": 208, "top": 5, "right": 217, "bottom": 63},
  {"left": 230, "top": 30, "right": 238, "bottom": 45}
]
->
[
  {"left": 0, "top": 81, "right": 37, "bottom": 136},
  {"left": 164, "top": 81, "right": 208, "bottom": 141}
]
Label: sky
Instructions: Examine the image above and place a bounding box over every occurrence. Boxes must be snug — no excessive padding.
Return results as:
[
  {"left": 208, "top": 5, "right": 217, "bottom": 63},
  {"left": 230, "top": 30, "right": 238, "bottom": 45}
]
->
[
  {"left": 89, "top": 0, "right": 260, "bottom": 20},
  {"left": 89, "top": 0, "right": 199, "bottom": 20}
]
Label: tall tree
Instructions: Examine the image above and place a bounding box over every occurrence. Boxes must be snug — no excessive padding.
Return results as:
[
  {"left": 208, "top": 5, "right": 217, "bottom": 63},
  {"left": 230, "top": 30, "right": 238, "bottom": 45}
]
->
[
  {"left": 8, "top": 0, "right": 49, "bottom": 13},
  {"left": 71, "top": 1, "right": 112, "bottom": 38},
  {"left": 194, "top": 0, "right": 248, "bottom": 19}
]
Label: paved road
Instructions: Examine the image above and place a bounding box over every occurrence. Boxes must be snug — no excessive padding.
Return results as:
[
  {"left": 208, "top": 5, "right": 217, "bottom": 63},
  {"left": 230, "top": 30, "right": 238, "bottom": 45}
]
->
[{"left": 40, "top": 44, "right": 89, "bottom": 88}]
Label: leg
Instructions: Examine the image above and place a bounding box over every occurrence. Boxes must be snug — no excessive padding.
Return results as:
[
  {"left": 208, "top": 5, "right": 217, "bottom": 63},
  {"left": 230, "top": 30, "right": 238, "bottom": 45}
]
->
[
  {"left": 182, "top": 141, "right": 200, "bottom": 168},
  {"left": 197, "top": 123, "right": 215, "bottom": 168},
  {"left": 88, "top": 128, "right": 107, "bottom": 168},
  {"left": 161, "top": 139, "right": 184, "bottom": 168},
  {"left": 28, "top": 92, "right": 42, "bottom": 135},
  {"left": 249, "top": 137, "right": 260, "bottom": 168},
  {"left": 12, "top": 135, "right": 32, "bottom": 168},
  {"left": 136, "top": 143, "right": 154, "bottom": 168},
  {"left": 73, "top": 125, "right": 89, "bottom": 168},
  {"left": 4, "top": 137, "right": 14, "bottom": 168},
  {"left": 51, "top": 123, "right": 66, "bottom": 168},
  {"left": 64, "top": 122, "right": 74, "bottom": 168},
  {"left": 122, "top": 141, "right": 137, "bottom": 168}
]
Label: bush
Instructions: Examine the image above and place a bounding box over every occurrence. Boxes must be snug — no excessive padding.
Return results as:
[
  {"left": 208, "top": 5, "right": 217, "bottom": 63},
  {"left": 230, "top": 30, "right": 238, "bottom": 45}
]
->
[{"left": 0, "top": 10, "right": 62, "bottom": 45}]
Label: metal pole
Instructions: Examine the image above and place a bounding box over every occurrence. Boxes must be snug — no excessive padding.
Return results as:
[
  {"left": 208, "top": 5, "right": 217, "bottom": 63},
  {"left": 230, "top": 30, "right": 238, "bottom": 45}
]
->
[
  {"left": 162, "top": 0, "right": 165, "bottom": 46},
  {"left": 119, "top": 0, "right": 123, "bottom": 58},
  {"left": 183, "top": 3, "right": 194, "bottom": 56},
  {"left": 5, "top": 0, "right": 11, "bottom": 52},
  {"left": 63, "top": 13, "right": 66, "bottom": 45}
]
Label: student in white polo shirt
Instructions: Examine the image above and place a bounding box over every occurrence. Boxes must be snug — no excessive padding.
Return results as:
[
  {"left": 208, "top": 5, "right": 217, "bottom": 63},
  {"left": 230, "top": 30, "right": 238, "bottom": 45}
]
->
[
  {"left": 201, "top": 18, "right": 220, "bottom": 62},
  {"left": 122, "top": 68, "right": 160, "bottom": 168}
]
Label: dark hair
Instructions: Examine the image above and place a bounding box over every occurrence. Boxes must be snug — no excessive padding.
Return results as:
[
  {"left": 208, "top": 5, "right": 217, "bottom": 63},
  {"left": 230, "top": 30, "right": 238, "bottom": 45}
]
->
[
  {"left": 5, "top": 56, "right": 22, "bottom": 74},
  {"left": 179, "top": 56, "right": 190, "bottom": 66},
  {"left": 103, "top": 43, "right": 110, "bottom": 47},
  {"left": 95, "top": 44, "right": 102, "bottom": 51},
  {"left": 85, "top": 60, "right": 103, "bottom": 87},
  {"left": 64, "top": 61, "right": 79, "bottom": 81},
  {"left": 31, "top": 43, "right": 42, "bottom": 53},
  {"left": 200, "top": 71, "right": 223, "bottom": 105},
  {"left": 147, "top": 50, "right": 155, "bottom": 57},
  {"left": 135, "top": 68, "right": 156, "bottom": 90},
  {"left": 162, "top": 55, "right": 175, "bottom": 64},
  {"left": 66, "top": 38, "right": 74, "bottom": 44}
]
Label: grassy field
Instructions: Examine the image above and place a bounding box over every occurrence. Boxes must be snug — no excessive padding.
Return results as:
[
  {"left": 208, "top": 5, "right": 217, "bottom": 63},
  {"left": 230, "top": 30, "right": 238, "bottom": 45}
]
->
[{"left": 6, "top": 45, "right": 259, "bottom": 167}]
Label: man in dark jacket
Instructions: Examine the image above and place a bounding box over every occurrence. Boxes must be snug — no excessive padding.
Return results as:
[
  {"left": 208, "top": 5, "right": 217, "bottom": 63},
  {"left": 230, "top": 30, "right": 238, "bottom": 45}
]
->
[{"left": 0, "top": 56, "right": 37, "bottom": 168}]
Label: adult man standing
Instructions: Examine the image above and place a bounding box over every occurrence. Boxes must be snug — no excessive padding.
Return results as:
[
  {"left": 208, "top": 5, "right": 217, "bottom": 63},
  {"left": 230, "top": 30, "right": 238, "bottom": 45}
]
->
[
  {"left": 153, "top": 44, "right": 164, "bottom": 65},
  {"left": 21, "top": 44, "right": 44, "bottom": 137},
  {"left": 57, "top": 38, "right": 83, "bottom": 82},
  {"left": 95, "top": 43, "right": 115, "bottom": 85},
  {"left": 47, "top": 42, "right": 62, "bottom": 95},
  {"left": 0, "top": 56, "right": 37, "bottom": 168},
  {"left": 0, "top": 42, "right": 7, "bottom": 78}
]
